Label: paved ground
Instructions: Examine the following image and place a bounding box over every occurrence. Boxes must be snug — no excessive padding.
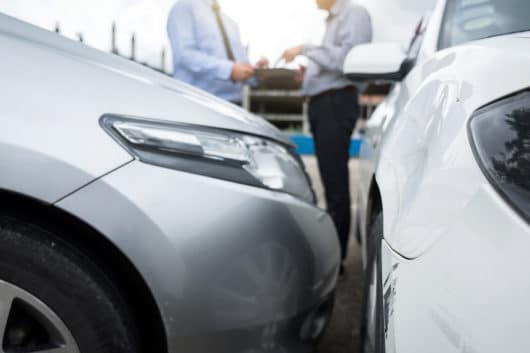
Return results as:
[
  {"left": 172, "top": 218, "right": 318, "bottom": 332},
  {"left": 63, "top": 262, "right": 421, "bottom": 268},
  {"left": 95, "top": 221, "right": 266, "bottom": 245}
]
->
[{"left": 303, "top": 157, "right": 364, "bottom": 353}]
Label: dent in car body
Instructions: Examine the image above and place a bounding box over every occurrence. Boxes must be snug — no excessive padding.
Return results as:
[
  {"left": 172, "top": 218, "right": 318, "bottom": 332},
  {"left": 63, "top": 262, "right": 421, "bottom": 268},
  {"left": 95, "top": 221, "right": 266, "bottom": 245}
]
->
[
  {"left": 57, "top": 161, "right": 340, "bottom": 353},
  {"left": 377, "top": 39, "right": 530, "bottom": 259}
]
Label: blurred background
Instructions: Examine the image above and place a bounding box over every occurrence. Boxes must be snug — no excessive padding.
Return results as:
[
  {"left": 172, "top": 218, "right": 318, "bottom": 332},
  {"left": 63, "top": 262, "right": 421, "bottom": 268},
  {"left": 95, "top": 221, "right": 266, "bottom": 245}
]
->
[
  {"left": 0, "top": 2, "right": 439, "bottom": 352},
  {"left": 1, "top": 0, "right": 437, "bottom": 72},
  {"left": 0, "top": 0, "right": 439, "bottom": 148}
]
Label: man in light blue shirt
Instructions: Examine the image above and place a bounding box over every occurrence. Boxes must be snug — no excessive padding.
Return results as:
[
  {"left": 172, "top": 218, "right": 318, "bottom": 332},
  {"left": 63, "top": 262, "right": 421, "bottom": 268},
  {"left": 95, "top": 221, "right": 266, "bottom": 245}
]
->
[
  {"left": 281, "top": 0, "right": 372, "bottom": 274},
  {"left": 167, "top": 0, "right": 267, "bottom": 104}
]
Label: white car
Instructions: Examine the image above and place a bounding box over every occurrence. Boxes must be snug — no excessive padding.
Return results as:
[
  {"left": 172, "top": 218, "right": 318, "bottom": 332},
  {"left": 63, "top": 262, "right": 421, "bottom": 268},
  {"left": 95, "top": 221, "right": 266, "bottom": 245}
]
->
[{"left": 343, "top": 0, "right": 530, "bottom": 352}]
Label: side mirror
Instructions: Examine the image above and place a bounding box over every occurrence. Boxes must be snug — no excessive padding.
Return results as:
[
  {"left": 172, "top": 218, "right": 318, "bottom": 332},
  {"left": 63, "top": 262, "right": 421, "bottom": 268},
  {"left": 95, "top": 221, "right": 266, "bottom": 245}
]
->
[{"left": 343, "top": 42, "right": 413, "bottom": 83}]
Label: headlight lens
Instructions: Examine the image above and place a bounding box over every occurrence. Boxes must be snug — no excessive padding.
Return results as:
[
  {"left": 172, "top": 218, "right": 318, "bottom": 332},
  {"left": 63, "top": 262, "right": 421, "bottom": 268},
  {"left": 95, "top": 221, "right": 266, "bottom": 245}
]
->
[
  {"left": 469, "top": 91, "right": 530, "bottom": 222},
  {"left": 101, "top": 115, "right": 315, "bottom": 203}
]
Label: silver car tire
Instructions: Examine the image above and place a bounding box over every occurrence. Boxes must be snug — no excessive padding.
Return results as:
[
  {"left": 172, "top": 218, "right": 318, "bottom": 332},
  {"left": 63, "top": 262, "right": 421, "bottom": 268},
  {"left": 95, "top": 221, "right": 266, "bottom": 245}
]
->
[{"left": 0, "top": 214, "right": 140, "bottom": 353}]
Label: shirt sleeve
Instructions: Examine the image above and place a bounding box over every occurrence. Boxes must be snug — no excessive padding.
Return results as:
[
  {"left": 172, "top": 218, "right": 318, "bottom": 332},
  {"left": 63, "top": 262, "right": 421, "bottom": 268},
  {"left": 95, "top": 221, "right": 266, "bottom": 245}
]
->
[
  {"left": 167, "top": 3, "right": 233, "bottom": 80},
  {"left": 303, "top": 8, "right": 372, "bottom": 72}
]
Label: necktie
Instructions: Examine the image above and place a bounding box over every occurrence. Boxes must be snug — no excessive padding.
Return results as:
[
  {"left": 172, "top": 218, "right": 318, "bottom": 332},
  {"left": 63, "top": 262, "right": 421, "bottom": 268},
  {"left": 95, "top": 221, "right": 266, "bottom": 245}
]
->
[{"left": 212, "top": 0, "right": 236, "bottom": 62}]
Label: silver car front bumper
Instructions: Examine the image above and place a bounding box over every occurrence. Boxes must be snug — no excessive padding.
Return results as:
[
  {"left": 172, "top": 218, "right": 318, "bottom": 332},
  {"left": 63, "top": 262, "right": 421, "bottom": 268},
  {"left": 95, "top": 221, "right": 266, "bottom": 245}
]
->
[{"left": 57, "top": 161, "right": 341, "bottom": 353}]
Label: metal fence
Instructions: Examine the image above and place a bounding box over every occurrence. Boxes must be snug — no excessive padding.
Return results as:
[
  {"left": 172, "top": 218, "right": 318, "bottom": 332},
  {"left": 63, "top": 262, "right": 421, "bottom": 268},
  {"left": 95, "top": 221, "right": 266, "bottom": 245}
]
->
[{"left": 54, "top": 22, "right": 171, "bottom": 76}]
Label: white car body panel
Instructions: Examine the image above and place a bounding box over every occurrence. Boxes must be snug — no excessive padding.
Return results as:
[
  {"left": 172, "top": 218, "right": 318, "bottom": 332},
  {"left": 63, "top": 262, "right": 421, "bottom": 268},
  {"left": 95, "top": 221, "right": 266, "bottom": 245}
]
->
[
  {"left": 346, "top": 0, "right": 530, "bottom": 351},
  {"left": 379, "top": 37, "right": 530, "bottom": 259},
  {"left": 356, "top": 84, "right": 401, "bottom": 266},
  {"left": 384, "top": 184, "right": 530, "bottom": 353}
]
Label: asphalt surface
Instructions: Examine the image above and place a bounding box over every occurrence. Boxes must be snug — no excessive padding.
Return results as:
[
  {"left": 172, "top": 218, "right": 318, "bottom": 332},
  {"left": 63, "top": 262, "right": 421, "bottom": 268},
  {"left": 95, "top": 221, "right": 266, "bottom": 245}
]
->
[{"left": 303, "top": 157, "right": 364, "bottom": 353}]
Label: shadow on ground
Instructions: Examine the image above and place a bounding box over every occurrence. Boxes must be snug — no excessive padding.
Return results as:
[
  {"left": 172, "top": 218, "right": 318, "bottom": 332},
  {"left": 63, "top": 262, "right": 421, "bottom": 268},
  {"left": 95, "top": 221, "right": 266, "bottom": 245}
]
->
[{"left": 315, "top": 242, "right": 364, "bottom": 353}]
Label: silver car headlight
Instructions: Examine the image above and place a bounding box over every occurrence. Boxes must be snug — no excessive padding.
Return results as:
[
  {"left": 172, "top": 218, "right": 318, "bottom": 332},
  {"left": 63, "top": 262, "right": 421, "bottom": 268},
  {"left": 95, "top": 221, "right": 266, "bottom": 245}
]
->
[{"left": 101, "top": 115, "right": 315, "bottom": 203}]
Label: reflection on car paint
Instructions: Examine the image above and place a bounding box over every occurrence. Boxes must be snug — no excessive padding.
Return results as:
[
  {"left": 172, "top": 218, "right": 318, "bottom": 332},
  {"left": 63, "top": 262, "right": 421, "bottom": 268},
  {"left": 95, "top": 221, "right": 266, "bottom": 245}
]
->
[{"left": 430, "top": 305, "right": 479, "bottom": 353}]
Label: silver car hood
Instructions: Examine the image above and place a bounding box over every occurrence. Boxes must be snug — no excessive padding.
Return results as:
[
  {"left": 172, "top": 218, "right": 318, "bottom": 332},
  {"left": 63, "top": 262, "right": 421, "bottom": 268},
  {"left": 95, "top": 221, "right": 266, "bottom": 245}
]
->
[{"left": 0, "top": 14, "right": 292, "bottom": 146}]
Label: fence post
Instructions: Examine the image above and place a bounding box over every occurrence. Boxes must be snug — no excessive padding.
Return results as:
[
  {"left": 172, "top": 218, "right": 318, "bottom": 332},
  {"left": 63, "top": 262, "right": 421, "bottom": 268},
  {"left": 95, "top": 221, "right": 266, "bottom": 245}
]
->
[
  {"left": 130, "top": 33, "right": 136, "bottom": 61},
  {"left": 111, "top": 22, "right": 118, "bottom": 54}
]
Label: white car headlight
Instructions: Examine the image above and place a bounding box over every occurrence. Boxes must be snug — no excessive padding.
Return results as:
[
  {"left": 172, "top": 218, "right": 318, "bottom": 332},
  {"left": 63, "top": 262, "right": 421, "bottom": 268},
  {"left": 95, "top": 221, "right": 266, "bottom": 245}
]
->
[
  {"left": 101, "top": 115, "right": 315, "bottom": 203},
  {"left": 469, "top": 90, "right": 530, "bottom": 222}
]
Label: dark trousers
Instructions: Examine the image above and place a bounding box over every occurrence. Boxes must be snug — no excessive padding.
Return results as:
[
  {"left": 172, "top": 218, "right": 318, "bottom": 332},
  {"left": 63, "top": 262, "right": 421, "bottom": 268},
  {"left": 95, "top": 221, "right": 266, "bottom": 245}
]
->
[{"left": 308, "top": 86, "right": 359, "bottom": 261}]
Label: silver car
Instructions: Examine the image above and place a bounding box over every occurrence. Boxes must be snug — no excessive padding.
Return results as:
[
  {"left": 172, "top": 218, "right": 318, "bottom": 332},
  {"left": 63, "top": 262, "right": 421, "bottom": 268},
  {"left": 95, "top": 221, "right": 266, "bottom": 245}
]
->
[{"left": 0, "top": 14, "right": 340, "bottom": 353}]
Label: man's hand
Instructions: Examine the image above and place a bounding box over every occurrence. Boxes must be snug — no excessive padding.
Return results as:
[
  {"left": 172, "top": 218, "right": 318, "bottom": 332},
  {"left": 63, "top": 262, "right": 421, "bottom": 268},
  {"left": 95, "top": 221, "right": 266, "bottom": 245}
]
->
[
  {"left": 255, "top": 57, "right": 269, "bottom": 69},
  {"left": 231, "top": 63, "right": 255, "bottom": 82},
  {"left": 281, "top": 45, "right": 304, "bottom": 64},
  {"left": 294, "top": 66, "right": 306, "bottom": 84}
]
